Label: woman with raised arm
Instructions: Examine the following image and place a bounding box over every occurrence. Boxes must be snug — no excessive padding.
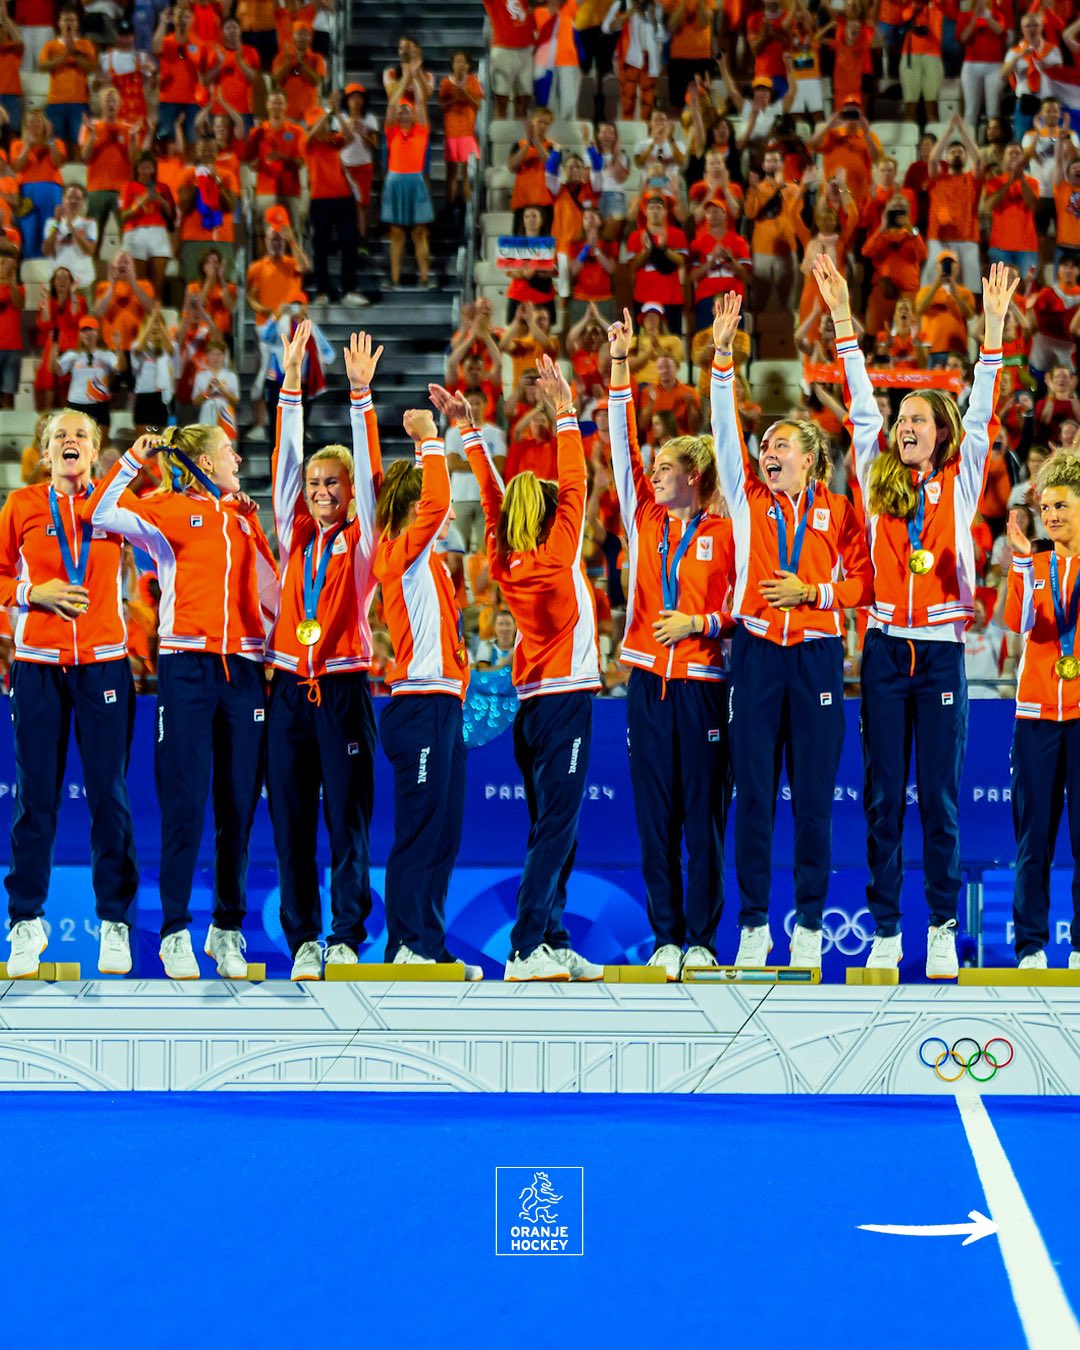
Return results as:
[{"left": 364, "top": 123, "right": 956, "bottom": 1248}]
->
[
  {"left": 814, "top": 252, "right": 1016, "bottom": 980},
  {"left": 87, "top": 419, "right": 279, "bottom": 980},
  {"left": 264, "top": 324, "right": 384, "bottom": 981},
  {"left": 710, "top": 291, "right": 874, "bottom": 973},
  {"left": 373, "top": 394, "right": 479, "bottom": 977},
  {"left": 604, "top": 306, "right": 736, "bottom": 982},
  {"left": 443, "top": 355, "right": 603, "bottom": 982},
  {"left": 0, "top": 410, "right": 139, "bottom": 980},
  {"left": 1004, "top": 488, "right": 1080, "bottom": 972}
]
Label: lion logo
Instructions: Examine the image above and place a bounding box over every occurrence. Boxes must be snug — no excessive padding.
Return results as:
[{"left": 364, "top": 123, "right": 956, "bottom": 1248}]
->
[{"left": 518, "top": 1171, "right": 562, "bottom": 1224}]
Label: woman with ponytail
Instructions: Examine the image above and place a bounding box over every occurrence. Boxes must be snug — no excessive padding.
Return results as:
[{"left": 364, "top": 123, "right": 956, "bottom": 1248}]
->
[
  {"left": 372, "top": 401, "right": 478, "bottom": 975},
  {"left": 814, "top": 252, "right": 1017, "bottom": 979},
  {"left": 1004, "top": 460, "right": 1080, "bottom": 972},
  {"left": 88, "top": 417, "right": 279, "bottom": 979},
  {"left": 432, "top": 355, "right": 603, "bottom": 982},
  {"left": 710, "top": 291, "right": 874, "bottom": 973},
  {"left": 604, "top": 307, "right": 736, "bottom": 982},
  {"left": 263, "top": 324, "right": 384, "bottom": 981}
]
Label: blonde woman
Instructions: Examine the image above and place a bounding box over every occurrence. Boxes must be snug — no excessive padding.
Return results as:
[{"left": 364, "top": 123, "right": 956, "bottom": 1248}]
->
[
  {"left": 605, "top": 307, "right": 736, "bottom": 982},
  {"left": 1004, "top": 462, "right": 1080, "bottom": 972},
  {"left": 264, "top": 324, "right": 383, "bottom": 981},
  {"left": 813, "top": 252, "right": 1017, "bottom": 978},
  {"left": 88, "top": 420, "right": 279, "bottom": 979},
  {"left": 710, "top": 291, "right": 874, "bottom": 972},
  {"left": 0, "top": 409, "right": 138, "bottom": 978},
  {"left": 440, "top": 355, "right": 603, "bottom": 982}
]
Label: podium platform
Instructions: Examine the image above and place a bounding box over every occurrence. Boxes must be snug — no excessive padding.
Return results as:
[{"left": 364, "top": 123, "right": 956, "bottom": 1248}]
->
[{"left": 1, "top": 980, "right": 1077, "bottom": 1094}]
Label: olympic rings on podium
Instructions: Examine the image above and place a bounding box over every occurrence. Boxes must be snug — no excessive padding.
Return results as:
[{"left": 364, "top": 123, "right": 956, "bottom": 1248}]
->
[{"left": 918, "top": 1037, "right": 1015, "bottom": 1082}]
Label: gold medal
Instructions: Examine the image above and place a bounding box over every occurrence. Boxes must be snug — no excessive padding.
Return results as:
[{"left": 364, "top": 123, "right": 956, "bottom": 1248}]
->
[
  {"left": 296, "top": 618, "right": 322, "bottom": 646},
  {"left": 778, "top": 604, "right": 795, "bottom": 612},
  {"left": 908, "top": 548, "right": 934, "bottom": 575},
  {"left": 1056, "top": 655, "right": 1080, "bottom": 681}
]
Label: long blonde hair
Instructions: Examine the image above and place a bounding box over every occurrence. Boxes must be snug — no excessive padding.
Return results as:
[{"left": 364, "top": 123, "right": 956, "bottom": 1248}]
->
[
  {"left": 156, "top": 424, "right": 223, "bottom": 493},
  {"left": 497, "top": 473, "right": 558, "bottom": 561},
  {"left": 867, "top": 391, "right": 964, "bottom": 519}
]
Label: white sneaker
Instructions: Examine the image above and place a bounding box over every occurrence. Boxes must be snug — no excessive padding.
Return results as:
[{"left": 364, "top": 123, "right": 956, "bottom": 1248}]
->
[
  {"left": 160, "top": 930, "right": 200, "bottom": 979},
  {"left": 290, "top": 940, "right": 324, "bottom": 981},
  {"left": 204, "top": 925, "right": 248, "bottom": 979},
  {"left": 683, "top": 945, "right": 718, "bottom": 979},
  {"left": 461, "top": 962, "right": 485, "bottom": 982},
  {"left": 6, "top": 918, "right": 46, "bottom": 978},
  {"left": 553, "top": 947, "right": 603, "bottom": 980},
  {"left": 647, "top": 944, "right": 683, "bottom": 982},
  {"left": 504, "top": 943, "right": 570, "bottom": 981},
  {"left": 343, "top": 291, "right": 371, "bottom": 307},
  {"left": 1018, "top": 950, "right": 1048, "bottom": 970},
  {"left": 393, "top": 944, "right": 436, "bottom": 965},
  {"left": 98, "top": 920, "right": 132, "bottom": 975},
  {"left": 926, "top": 919, "right": 959, "bottom": 979},
  {"left": 789, "top": 924, "right": 822, "bottom": 969},
  {"left": 867, "top": 933, "right": 903, "bottom": 968},
  {"left": 325, "top": 943, "right": 358, "bottom": 965},
  {"left": 734, "top": 925, "right": 773, "bottom": 967}
]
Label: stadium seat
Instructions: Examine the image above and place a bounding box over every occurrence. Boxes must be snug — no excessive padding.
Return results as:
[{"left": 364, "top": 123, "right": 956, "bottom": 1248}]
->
[
  {"left": 61, "top": 162, "right": 88, "bottom": 187},
  {"left": 482, "top": 211, "right": 514, "bottom": 241},
  {"left": 874, "top": 121, "right": 920, "bottom": 147},
  {"left": 750, "top": 359, "right": 803, "bottom": 413},
  {"left": 19, "top": 259, "right": 51, "bottom": 286}
]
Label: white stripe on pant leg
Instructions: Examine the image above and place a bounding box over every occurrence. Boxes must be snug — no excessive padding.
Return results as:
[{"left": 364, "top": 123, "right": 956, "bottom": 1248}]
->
[{"left": 956, "top": 1094, "right": 1080, "bottom": 1350}]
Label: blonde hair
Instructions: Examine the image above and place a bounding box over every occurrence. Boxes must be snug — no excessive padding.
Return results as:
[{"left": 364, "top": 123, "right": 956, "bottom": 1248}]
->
[
  {"left": 1037, "top": 450, "right": 1080, "bottom": 497},
  {"left": 42, "top": 408, "right": 102, "bottom": 455},
  {"left": 657, "top": 434, "right": 721, "bottom": 512},
  {"left": 761, "top": 420, "right": 832, "bottom": 484},
  {"left": 307, "top": 443, "right": 355, "bottom": 481},
  {"left": 497, "top": 473, "right": 558, "bottom": 560},
  {"left": 867, "top": 391, "right": 964, "bottom": 519},
  {"left": 375, "top": 458, "right": 422, "bottom": 537},
  {"left": 156, "top": 423, "right": 223, "bottom": 492}
]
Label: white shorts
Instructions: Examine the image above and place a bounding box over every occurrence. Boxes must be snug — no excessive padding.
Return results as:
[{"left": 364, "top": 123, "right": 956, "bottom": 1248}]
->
[
  {"left": 490, "top": 45, "right": 533, "bottom": 99},
  {"left": 125, "top": 225, "right": 174, "bottom": 261},
  {"left": 788, "top": 77, "right": 824, "bottom": 115}
]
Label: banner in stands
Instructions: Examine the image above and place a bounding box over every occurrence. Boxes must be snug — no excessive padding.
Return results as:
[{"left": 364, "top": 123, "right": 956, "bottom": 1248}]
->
[
  {"left": 0, "top": 701, "right": 1059, "bottom": 980},
  {"left": 803, "top": 364, "right": 965, "bottom": 392},
  {"left": 495, "top": 236, "right": 558, "bottom": 270}
]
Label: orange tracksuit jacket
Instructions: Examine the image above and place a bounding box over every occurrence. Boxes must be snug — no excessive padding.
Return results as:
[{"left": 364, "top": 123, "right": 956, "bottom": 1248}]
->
[
  {"left": 373, "top": 436, "right": 469, "bottom": 698},
  {"left": 1006, "top": 550, "right": 1080, "bottom": 722},
  {"left": 462, "top": 412, "right": 601, "bottom": 699}
]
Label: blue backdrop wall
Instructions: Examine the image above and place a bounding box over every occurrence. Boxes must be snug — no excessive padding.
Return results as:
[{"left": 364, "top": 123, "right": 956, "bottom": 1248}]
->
[{"left": 1, "top": 698, "right": 1066, "bottom": 980}]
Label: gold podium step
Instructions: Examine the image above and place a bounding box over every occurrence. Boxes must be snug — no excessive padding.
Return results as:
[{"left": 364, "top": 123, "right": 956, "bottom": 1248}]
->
[
  {"left": 0, "top": 962, "right": 81, "bottom": 981},
  {"left": 602, "top": 965, "right": 667, "bottom": 984},
  {"left": 846, "top": 968, "right": 900, "bottom": 986},
  {"left": 958, "top": 968, "right": 1080, "bottom": 987},
  {"left": 325, "top": 962, "right": 467, "bottom": 982}
]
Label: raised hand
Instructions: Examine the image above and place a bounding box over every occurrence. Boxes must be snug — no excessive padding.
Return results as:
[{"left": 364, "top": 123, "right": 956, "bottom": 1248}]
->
[
  {"left": 1006, "top": 508, "right": 1032, "bottom": 557},
  {"left": 281, "top": 316, "right": 311, "bottom": 382},
  {"left": 812, "top": 252, "right": 849, "bottom": 317},
  {"left": 343, "top": 330, "right": 384, "bottom": 388},
  {"left": 132, "top": 432, "right": 167, "bottom": 459},
  {"left": 534, "top": 352, "right": 573, "bottom": 411},
  {"left": 606, "top": 306, "right": 634, "bottom": 360},
  {"left": 402, "top": 408, "right": 437, "bottom": 442},
  {"left": 428, "top": 382, "right": 473, "bottom": 423},
  {"left": 982, "top": 261, "right": 1022, "bottom": 343},
  {"left": 712, "top": 291, "right": 743, "bottom": 354}
]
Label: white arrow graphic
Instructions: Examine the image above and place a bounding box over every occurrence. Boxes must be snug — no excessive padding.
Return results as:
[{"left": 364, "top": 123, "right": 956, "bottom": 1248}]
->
[{"left": 858, "top": 1209, "right": 999, "bottom": 1246}]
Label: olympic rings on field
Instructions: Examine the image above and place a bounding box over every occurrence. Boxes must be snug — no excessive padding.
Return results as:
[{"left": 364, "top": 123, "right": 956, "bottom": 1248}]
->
[{"left": 918, "top": 1037, "right": 1015, "bottom": 1082}]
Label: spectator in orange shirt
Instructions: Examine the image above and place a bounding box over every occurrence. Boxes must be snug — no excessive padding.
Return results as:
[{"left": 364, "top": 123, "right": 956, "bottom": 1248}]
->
[
  {"left": 484, "top": 0, "right": 535, "bottom": 119},
  {"left": 831, "top": 14, "right": 875, "bottom": 112},
  {"left": 304, "top": 96, "right": 365, "bottom": 302},
  {"left": 152, "top": 4, "right": 203, "bottom": 143},
  {"left": 915, "top": 249, "right": 976, "bottom": 365},
  {"left": 0, "top": 252, "right": 22, "bottom": 408},
  {"left": 440, "top": 51, "right": 483, "bottom": 213},
  {"left": 79, "top": 86, "right": 144, "bottom": 256},
  {"left": 509, "top": 104, "right": 555, "bottom": 227},
  {"left": 807, "top": 98, "right": 883, "bottom": 210},
  {"left": 1054, "top": 149, "right": 1080, "bottom": 262},
  {"left": 236, "top": 0, "right": 278, "bottom": 67},
  {"left": 924, "top": 111, "right": 983, "bottom": 291},
  {"left": 533, "top": 0, "right": 580, "bottom": 121},
  {"left": 638, "top": 354, "right": 702, "bottom": 433},
  {"left": 200, "top": 18, "right": 261, "bottom": 131},
  {"left": 898, "top": 0, "right": 943, "bottom": 124},
  {"left": 244, "top": 216, "right": 309, "bottom": 439},
  {"left": 271, "top": 22, "right": 325, "bottom": 121},
  {"left": 39, "top": 9, "right": 96, "bottom": 152},
  {"left": 980, "top": 143, "right": 1041, "bottom": 279},
  {"left": 744, "top": 146, "right": 802, "bottom": 311},
  {"left": 14, "top": 0, "right": 54, "bottom": 75},
  {"left": 177, "top": 133, "right": 239, "bottom": 280},
  {"left": 246, "top": 90, "right": 306, "bottom": 241},
  {"left": 383, "top": 76, "right": 435, "bottom": 289},
  {"left": 98, "top": 18, "right": 154, "bottom": 128},
  {"left": 746, "top": 0, "right": 793, "bottom": 96},
  {"left": 119, "top": 152, "right": 177, "bottom": 294},
  {"left": 33, "top": 264, "right": 87, "bottom": 410},
  {"left": 863, "top": 194, "right": 928, "bottom": 335},
  {"left": 664, "top": 0, "right": 716, "bottom": 110},
  {"left": 188, "top": 247, "right": 237, "bottom": 343},
  {"left": 94, "top": 250, "right": 154, "bottom": 356},
  {"left": 500, "top": 300, "right": 559, "bottom": 382},
  {"left": 10, "top": 107, "right": 65, "bottom": 258},
  {"left": 0, "top": 8, "right": 24, "bottom": 136}
]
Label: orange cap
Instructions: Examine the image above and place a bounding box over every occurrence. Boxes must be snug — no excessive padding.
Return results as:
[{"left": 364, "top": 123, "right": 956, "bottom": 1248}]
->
[{"left": 264, "top": 204, "right": 291, "bottom": 231}]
